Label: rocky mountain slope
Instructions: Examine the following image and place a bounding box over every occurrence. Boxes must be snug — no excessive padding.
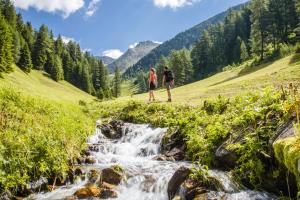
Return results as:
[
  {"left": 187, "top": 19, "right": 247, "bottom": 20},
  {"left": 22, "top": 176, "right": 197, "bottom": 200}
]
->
[{"left": 108, "top": 41, "right": 160, "bottom": 72}]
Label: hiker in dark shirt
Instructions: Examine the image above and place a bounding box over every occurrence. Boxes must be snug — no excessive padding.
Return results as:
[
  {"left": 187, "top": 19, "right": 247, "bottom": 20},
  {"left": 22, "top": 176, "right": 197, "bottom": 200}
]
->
[{"left": 162, "top": 67, "right": 174, "bottom": 102}]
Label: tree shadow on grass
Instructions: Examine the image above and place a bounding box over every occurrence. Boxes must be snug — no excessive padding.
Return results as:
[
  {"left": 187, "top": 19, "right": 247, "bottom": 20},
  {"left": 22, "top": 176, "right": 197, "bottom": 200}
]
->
[
  {"left": 42, "top": 72, "right": 51, "bottom": 78},
  {"left": 238, "top": 60, "right": 275, "bottom": 76},
  {"left": 209, "top": 76, "right": 239, "bottom": 87},
  {"left": 289, "top": 53, "right": 300, "bottom": 65}
]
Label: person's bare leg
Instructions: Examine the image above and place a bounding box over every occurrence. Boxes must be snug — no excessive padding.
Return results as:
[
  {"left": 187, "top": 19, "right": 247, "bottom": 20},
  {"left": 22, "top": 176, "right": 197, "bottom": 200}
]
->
[
  {"left": 152, "top": 91, "right": 155, "bottom": 101},
  {"left": 167, "top": 90, "right": 172, "bottom": 102},
  {"left": 149, "top": 91, "right": 152, "bottom": 101}
]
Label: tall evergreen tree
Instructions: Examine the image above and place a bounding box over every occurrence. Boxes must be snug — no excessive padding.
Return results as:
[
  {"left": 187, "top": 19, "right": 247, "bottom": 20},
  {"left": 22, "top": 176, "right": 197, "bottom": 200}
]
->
[
  {"left": 1, "top": 0, "right": 16, "bottom": 28},
  {"left": 180, "top": 49, "right": 194, "bottom": 84},
  {"left": 240, "top": 40, "right": 249, "bottom": 61},
  {"left": 33, "top": 25, "right": 51, "bottom": 70},
  {"left": 18, "top": 43, "right": 32, "bottom": 73},
  {"left": 268, "top": 0, "right": 298, "bottom": 44},
  {"left": 0, "top": 15, "right": 13, "bottom": 74},
  {"left": 55, "top": 35, "right": 64, "bottom": 58},
  {"left": 99, "top": 60, "right": 109, "bottom": 89},
  {"left": 250, "top": 0, "right": 269, "bottom": 60},
  {"left": 113, "top": 67, "right": 121, "bottom": 97},
  {"left": 62, "top": 50, "right": 72, "bottom": 81},
  {"left": 191, "top": 30, "right": 212, "bottom": 78},
  {"left": 21, "top": 22, "right": 34, "bottom": 53},
  {"left": 169, "top": 50, "right": 187, "bottom": 86},
  {"left": 136, "top": 72, "right": 148, "bottom": 93},
  {"left": 81, "top": 64, "right": 93, "bottom": 94}
]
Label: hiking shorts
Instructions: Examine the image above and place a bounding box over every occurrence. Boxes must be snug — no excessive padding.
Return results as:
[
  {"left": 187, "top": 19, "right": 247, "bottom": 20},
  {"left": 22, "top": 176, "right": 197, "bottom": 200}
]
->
[
  {"left": 149, "top": 82, "right": 156, "bottom": 90},
  {"left": 165, "top": 82, "right": 172, "bottom": 90}
]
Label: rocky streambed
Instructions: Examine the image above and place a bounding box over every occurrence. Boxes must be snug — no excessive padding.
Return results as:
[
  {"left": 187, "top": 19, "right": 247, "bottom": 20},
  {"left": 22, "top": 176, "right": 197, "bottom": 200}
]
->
[{"left": 28, "top": 120, "right": 278, "bottom": 200}]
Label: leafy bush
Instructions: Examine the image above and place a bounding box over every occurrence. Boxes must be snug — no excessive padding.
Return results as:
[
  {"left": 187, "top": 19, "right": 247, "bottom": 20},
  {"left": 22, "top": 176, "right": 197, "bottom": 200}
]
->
[{"left": 0, "top": 87, "right": 94, "bottom": 193}]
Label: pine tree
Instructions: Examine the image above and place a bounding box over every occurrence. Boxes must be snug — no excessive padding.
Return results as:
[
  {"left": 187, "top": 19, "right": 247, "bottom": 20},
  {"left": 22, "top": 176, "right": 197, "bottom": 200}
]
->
[
  {"left": 250, "top": 0, "right": 269, "bottom": 60},
  {"left": 33, "top": 25, "right": 51, "bottom": 70},
  {"left": 81, "top": 65, "right": 92, "bottom": 94},
  {"left": 240, "top": 40, "right": 249, "bottom": 61},
  {"left": 191, "top": 30, "right": 212, "bottom": 78},
  {"left": 99, "top": 60, "right": 109, "bottom": 89},
  {"left": 18, "top": 43, "right": 32, "bottom": 73},
  {"left": 223, "top": 10, "right": 238, "bottom": 64},
  {"left": 0, "top": 15, "right": 13, "bottom": 74},
  {"left": 180, "top": 49, "right": 194, "bottom": 84},
  {"left": 169, "top": 51, "right": 185, "bottom": 86},
  {"left": 62, "top": 50, "right": 72, "bottom": 81},
  {"left": 113, "top": 67, "right": 121, "bottom": 97},
  {"left": 50, "top": 55, "right": 64, "bottom": 81},
  {"left": 2, "top": 0, "right": 16, "bottom": 28},
  {"left": 21, "top": 22, "right": 34, "bottom": 53},
  {"left": 55, "top": 35, "right": 64, "bottom": 58},
  {"left": 268, "top": 0, "right": 298, "bottom": 44},
  {"left": 136, "top": 72, "right": 147, "bottom": 93}
]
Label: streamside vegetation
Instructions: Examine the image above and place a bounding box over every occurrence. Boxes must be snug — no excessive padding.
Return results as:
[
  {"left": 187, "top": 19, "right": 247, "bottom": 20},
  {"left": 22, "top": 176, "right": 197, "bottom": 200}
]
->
[
  {"left": 0, "top": 87, "right": 96, "bottom": 195},
  {"left": 91, "top": 84, "right": 300, "bottom": 197}
]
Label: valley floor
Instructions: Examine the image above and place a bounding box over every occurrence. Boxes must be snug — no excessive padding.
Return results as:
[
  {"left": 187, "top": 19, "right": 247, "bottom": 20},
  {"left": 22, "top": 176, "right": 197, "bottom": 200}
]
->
[{"left": 119, "top": 54, "right": 300, "bottom": 104}]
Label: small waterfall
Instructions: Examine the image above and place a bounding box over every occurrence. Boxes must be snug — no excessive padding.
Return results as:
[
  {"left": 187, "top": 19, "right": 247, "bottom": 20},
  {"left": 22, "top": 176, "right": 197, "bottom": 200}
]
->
[{"left": 30, "top": 123, "right": 277, "bottom": 200}]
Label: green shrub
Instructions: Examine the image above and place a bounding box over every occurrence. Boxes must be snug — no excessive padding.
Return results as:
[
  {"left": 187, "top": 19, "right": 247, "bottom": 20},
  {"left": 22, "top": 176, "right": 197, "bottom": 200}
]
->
[{"left": 0, "top": 87, "right": 94, "bottom": 193}]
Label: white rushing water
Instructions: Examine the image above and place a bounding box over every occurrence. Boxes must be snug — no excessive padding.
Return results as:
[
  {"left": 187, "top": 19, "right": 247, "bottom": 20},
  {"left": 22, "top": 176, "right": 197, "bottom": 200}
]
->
[{"left": 31, "top": 123, "right": 277, "bottom": 200}]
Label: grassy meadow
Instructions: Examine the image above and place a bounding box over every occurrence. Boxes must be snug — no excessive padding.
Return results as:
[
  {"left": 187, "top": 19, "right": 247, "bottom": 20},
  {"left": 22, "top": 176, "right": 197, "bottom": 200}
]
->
[
  {"left": 119, "top": 54, "right": 300, "bottom": 104},
  {"left": 0, "top": 65, "right": 95, "bottom": 103}
]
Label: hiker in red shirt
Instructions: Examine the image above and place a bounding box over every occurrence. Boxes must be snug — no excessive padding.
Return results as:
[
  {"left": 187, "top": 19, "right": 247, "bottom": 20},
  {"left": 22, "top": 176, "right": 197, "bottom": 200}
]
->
[{"left": 149, "top": 68, "right": 157, "bottom": 102}]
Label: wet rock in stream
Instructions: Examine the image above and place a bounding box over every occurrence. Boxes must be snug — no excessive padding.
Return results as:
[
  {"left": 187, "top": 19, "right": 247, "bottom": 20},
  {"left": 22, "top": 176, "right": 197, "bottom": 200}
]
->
[
  {"left": 101, "top": 168, "right": 123, "bottom": 185},
  {"left": 100, "top": 120, "right": 125, "bottom": 139},
  {"left": 167, "top": 166, "right": 191, "bottom": 199}
]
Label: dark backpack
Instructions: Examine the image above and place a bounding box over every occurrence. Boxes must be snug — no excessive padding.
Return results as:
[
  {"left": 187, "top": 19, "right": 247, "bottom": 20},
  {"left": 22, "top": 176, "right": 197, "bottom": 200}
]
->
[{"left": 165, "top": 70, "right": 174, "bottom": 82}]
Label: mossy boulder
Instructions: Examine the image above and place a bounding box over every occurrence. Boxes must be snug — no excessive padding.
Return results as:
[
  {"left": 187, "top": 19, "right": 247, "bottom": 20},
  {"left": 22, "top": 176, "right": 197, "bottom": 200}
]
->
[
  {"left": 273, "top": 135, "right": 300, "bottom": 196},
  {"left": 101, "top": 168, "right": 123, "bottom": 185},
  {"left": 74, "top": 184, "right": 101, "bottom": 198}
]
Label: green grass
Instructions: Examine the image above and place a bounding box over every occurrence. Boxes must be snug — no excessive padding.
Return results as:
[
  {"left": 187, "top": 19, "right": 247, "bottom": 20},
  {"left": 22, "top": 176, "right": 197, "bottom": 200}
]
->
[
  {"left": 0, "top": 66, "right": 95, "bottom": 103},
  {"left": 119, "top": 54, "right": 300, "bottom": 104},
  {"left": 0, "top": 87, "right": 95, "bottom": 194},
  {"left": 0, "top": 66, "right": 98, "bottom": 194}
]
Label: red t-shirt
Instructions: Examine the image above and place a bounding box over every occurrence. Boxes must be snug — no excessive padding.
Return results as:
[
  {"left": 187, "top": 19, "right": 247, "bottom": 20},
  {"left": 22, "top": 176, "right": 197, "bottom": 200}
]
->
[{"left": 150, "top": 73, "right": 157, "bottom": 82}]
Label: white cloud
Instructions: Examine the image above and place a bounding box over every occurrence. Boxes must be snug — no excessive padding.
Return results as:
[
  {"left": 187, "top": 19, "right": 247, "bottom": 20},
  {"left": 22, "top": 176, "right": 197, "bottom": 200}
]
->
[
  {"left": 61, "top": 36, "right": 75, "bottom": 44},
  {"left": 86, "top": 0, "right": 101, "bottom": 17},
  {"left": 102, "top": 49, "right": 124, "bottom": 59},
  {"left": 13, "top": 0, "right": 84, "bottom": 18},
  {"left": 129, "top": 42, "right": 138, "bottom": 49},
  {"left": 153, "top": 0, "right": 200, "bottom": 9}
]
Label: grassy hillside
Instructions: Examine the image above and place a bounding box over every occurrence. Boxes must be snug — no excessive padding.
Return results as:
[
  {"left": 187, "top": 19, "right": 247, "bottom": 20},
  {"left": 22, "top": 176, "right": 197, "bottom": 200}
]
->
[
  {"left": 120, "top": 54, "right": 300, "bottom": 104},
  {"left": 0, "top": 66, "right": 95, "bottom": 103}
]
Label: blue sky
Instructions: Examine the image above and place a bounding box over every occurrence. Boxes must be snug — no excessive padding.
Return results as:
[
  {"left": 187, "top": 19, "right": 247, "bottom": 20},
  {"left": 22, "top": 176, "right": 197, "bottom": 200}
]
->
[{"left": 14, "top": 0, "right": 248, "bottom": 59}]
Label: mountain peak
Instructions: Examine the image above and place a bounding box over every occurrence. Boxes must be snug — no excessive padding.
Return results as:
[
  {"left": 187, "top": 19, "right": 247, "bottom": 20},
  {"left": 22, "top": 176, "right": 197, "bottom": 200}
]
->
[{"left": 108, "top": 41, "right": 160, "bottom": 72}]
